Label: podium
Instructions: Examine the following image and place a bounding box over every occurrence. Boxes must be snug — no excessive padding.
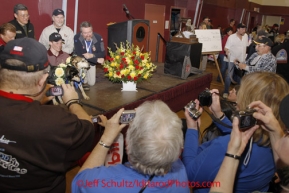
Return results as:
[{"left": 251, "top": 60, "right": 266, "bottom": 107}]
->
[{"left": 107, "top": 20, "right": 150, "bottom": 52}]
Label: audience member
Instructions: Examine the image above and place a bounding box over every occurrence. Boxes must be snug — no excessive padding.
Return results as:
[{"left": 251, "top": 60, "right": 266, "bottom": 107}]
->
[
  {"left": 183, "top": 72, "right": 289, "bottom": 193},
  {"left": 237, "top": 37, "right": 276, "bottom": 75},
  {"left": 228, "top": 19, "right": 236, "bottom": 33},
  {"left": 246, "top": 29, "right": 269, "bottom": 59},
  {"left": 217, "top": 27, "right": 233, "bottom": 82},
  {"left": 209, "top": 117, "right": 259, "bottom": 193},
  {"left": 9, "top": 4, "right": 34, "bottom": 39},
  {"left": 74, "top": 21, "right": 105, "bottom": 88},
  {"left": 72, "top": 100, "right": 190, "bottom": 193},
  {"left": 223, "top": 23, "right": 248, "bottom": 98},
  {"left": 0, "top": 38, "right": 95, "bottom": 192},
  {"left": 39, "top": 9, "right": 74, "bottom": 54},
  {"left": 47, "top": 32, "right": 70, "bottom": 66},
  {"left": 0, "top": 23, "right": 16, "bottom": 53},
  {"left": 269, "top": 23, "right": 279, "bottom": 42},
  {"left": 202, "top": 16, "right": 210, "bottom": 29},
  {"left": 211, "top": 96, "right": 289, "bottom": 193}
]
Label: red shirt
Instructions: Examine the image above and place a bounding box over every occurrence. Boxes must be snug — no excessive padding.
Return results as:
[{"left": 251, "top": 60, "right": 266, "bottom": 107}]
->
[{"left": 220, "top": 34, "right": 230, "bottom": 55}]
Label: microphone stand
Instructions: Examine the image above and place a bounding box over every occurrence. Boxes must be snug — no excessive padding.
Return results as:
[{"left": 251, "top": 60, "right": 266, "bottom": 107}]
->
[{"left": 123, "top": 4, "right": 135, "bottom": 20}]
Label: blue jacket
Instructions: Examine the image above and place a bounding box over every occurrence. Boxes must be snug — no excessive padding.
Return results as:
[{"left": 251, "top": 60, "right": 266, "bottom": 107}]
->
[{"left": 182, "top": 117, "right": 275, "bottom": 193}]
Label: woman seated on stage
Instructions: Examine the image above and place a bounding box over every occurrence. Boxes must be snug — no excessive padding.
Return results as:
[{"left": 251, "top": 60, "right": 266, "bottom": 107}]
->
[
  {"left": 182, "top": 72, "right": 289, "bottom": 193},
  {"left": 71, "top": 100, "right": 190, "bottom": 193}
]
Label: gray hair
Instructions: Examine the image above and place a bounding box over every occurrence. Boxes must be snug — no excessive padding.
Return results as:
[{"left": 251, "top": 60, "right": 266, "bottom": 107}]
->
[
  {"left": 126, "top": 100, "right": 183, "bottom": 176},
  {"left": 80, "top": 21, "right": 93, "bottom": 32},
  {"left": 0, "top": 59, "right": 48, "bottom": 90},
  {"left": 14, "top": 4, "right": 28, "bottom": 14}
]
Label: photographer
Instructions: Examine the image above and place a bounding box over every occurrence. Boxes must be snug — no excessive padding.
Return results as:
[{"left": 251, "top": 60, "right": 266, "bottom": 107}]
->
[
  {"left": 72, "top": 100, "right": 190, "bottom": 193},
  {"left": 0, "top": 38, "right": 95, "bottom": 192},
  {"left": 182, "top": 72, "right": 289, "bottom": 193}
]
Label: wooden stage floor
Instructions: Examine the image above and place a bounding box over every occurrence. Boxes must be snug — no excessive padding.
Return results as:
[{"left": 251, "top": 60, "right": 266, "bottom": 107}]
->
[{"left": 81, "top": 63, "right": 213, "bottom": 117}]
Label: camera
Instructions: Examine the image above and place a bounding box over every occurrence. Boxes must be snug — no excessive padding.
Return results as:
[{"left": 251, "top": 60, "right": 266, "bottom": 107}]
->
[
  {"left": 46, "top": 86, "right": 63, "bottom": 96},
  {"left": 120, "top": 110, "right": 136, "bottom": 124},
  {"left": 184, "top": 101, "right": 202, "bottom": 120},
  {"left": 231, "top": 107, "right": 257, "bottom": 130},
  {"left": 91, "top": 115, "right": 101, "bottom": 123},
  {"left": 198, "top": 88, "right": 212, "bottom": 107}
]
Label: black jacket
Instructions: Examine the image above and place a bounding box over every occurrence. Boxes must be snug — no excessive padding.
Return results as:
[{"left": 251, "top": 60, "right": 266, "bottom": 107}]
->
[{"left": 9, "top": 19, "right": 35, "bottom": 39}]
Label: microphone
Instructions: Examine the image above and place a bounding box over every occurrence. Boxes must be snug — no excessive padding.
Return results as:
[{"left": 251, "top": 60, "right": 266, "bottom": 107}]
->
[{"left": 123, "top": 4, "right": 130, "bottom": 15}]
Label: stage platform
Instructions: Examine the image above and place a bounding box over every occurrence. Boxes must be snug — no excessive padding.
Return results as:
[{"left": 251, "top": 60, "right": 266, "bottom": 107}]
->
[{"left": 81, "top": 62, "right": 213, "bottom": 118}]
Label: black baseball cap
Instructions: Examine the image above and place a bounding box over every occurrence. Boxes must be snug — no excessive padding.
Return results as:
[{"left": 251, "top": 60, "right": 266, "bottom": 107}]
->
[
  {"left": 237, "top": 23, "right": 246, "bottom": 29},
  {"left": 52, "top": 9, "right": 64, "bottom": 16},
  {"left": 49, "top": 32, "right": 63, "bottom": 42},
  {"left": 0, "top": 38, "right": 49, "bottom": 72},
  {"left": 280, "top": 94, "right": 289, "bottom": 129},
  {"left": 253, "top": 37, "right": 273, "bottom": 47}
]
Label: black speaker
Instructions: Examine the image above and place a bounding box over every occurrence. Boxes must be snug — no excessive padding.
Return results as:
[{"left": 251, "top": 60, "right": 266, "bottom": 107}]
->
[
  {"left": 107, "top": 19, "right": 150, "bottom": 52},
  {"left": 164, "top": 42, "right": 202, "bottom": 78}
]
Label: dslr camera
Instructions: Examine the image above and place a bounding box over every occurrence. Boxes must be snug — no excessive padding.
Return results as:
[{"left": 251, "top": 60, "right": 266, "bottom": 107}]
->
[
  {"left": 184, "top": 101, "right": 202, "bottom": 120},
  {"left": 231, "top": 107, "right": 257, "bottom": 130},
  {"left": 198, "top": 88, "right": 212, "bottom": 107}
]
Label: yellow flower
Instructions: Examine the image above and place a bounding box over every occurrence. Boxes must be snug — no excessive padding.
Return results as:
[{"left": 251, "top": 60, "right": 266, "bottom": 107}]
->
[
  {"left": 55, "top": 68, "right": 64, "bottom": 78},
  {"left": 130, "top": 71, "right": 136, "bottom": 78},
  {"left": 55, "top": 77, "right": 65, "bottom": 86},
  {"left": 115, "top": 55, "right": 120, "bottom": 60},
  {"left": 59, "top": 63, "right": 67, "bottom": 68},
  {"left": 66, "top": 57, "right": 71, "bottom": 64},
  {"left": 143, "top": 73, "right": 149, "bottom": 79},
  {"left": 110, "top": 62, "right": 116, "bottom": 67},
  {"left": 108, "top": 71, "right": 113, "bottom": 77}
]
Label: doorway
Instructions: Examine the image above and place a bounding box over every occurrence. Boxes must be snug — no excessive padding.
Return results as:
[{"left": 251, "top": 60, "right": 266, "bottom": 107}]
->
[{"left": 144, "top": 4, "right": 165, "bottom": 62}]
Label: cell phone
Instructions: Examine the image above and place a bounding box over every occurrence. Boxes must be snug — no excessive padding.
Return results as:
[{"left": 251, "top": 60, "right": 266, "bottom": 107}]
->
[
  {"left": 46, "top": 86, "right": 63, "bottom": 96},
  {"left": 91, "top": 115, "right": 101, "bottom": 123},
  {"left": 120, "top": 110, "right": 136, "bottom": 124}
]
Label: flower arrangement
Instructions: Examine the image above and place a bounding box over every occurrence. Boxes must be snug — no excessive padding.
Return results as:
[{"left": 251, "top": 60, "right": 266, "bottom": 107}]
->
[{"left": 102, "top": 41, "right": 157, "bottom": 83}]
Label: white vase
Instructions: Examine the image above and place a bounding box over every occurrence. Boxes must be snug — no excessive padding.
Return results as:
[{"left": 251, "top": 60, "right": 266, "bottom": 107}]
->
[{"left": 122, "top": 81, "right": 137, "bottom": 91}]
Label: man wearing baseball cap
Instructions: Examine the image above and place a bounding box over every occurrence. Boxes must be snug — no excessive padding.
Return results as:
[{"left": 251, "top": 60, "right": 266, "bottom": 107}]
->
[
  {"left": 47, "top": 32, "right": 70, "bottom": 66},
  {"left": 236, "top": 37, "right": 276, "bottom": 75},
  {"left": 39, "top": 8, "right": 74, "bottom": 54},
  {"left": 223, "top": 23, "right": 248, "bottom": 98},
  {"left": 246, "top": 29, "right": 269, "bottom": 59},
  {"left": 0, "top": 38, "right": 94, "bottom": 192}
]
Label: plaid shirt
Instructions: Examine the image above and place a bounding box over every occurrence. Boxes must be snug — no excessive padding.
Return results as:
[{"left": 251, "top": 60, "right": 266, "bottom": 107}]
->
[{"left": 245, "top": 52, "right": 277, "bottom": 74}]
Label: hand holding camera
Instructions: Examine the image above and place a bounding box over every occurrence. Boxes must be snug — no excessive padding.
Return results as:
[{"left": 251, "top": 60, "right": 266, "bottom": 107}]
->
[{"left": 184, "top": 99, "right": 203, "bottom": 130}]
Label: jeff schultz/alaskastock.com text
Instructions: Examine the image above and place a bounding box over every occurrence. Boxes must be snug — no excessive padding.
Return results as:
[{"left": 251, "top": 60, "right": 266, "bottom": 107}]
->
[{"left": 76, "top": 179, "right": 220, "bottom": 188}]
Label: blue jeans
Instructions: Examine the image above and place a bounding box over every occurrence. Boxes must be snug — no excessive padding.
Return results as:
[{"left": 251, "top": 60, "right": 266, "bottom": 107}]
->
[
  {"left": 217, "top": 54, "right": 228, "bottom": 81},
  {"left": 224, "top": 62, "right": 241, "bottom": 94}
]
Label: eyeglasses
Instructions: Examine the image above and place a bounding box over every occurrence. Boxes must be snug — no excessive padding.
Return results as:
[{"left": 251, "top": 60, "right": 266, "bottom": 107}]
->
[{"left": 18, "top": 14, "right": 29, "bottom": 18}]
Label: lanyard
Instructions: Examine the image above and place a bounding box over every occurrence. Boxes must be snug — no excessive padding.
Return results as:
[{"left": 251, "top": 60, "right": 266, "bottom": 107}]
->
[{"left": 85, "top": 40, "right": 92, "bottom": 53}]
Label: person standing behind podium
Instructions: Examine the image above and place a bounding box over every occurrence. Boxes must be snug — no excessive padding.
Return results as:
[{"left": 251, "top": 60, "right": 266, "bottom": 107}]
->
[
  {"left": 9, "top": 4, "right": 35, "bottom": 39},
  {"left": 74, "top": 21, "right": 105, "bottom": 89}
]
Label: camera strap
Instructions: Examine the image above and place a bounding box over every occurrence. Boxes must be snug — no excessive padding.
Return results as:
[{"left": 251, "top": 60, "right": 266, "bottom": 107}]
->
[{"left": 203, "top": 108, "right": 232, "bottom": 128}]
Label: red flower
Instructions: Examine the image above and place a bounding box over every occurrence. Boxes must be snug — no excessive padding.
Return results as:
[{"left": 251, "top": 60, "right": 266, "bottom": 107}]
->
[
  {"left": 119, "top": 64, "right": 124, "bottom": 69},
  {"left": 134, "top": 60, "right": 139, "bottom": 65},
  {"left": 122, "top": 58, "right": 126, "bottom": 62},
  {"left": 104, "top": 68, "right": 108, "bottom": 73},
  {"left": 138, "top": 74, "right": 141, "bottom": 77},
  {"left": 133, "top": 51, "right": 136, "bottom": 55},
  {"left": 134, "top": 77, "right": 138, "bottom": 81},
  {"left": 127, "top": 75, "right": 132, "bottom": 80},
  {"left": 121, "top": 52, "right": 125, "bottom": 56},
  {"left": 131, "top": 56, "right": 135, "bottom": 60},
  {"left": 135, "top": 65, "right": 140, "bottom": 70},
  {"left": 116, "top": 71, "right": 120, "bottom": 76},
  {"left": 140, "top": 55, "right": 145, "bottom": 60}
]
